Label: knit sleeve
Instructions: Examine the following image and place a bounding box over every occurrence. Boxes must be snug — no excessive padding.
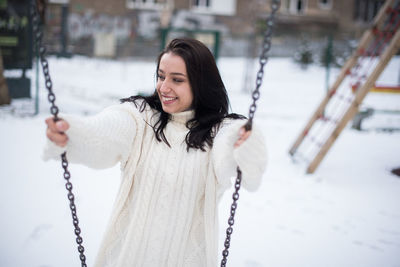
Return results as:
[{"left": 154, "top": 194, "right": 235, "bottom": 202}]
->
[
  {"left": 42, "top": 102, "right": 144, "bottom": 169},
  {"left": 211, "top": 119, "right": 267, "bottom": 192}
]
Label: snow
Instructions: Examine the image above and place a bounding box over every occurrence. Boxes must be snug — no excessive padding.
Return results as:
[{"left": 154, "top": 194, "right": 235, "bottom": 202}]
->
[{"left": 1, "top": 56, "right": 399, "bottom": 267}]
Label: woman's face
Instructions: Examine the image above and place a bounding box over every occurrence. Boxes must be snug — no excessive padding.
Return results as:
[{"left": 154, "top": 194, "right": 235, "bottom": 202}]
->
[{"left": 156, "top": 52, "right": 194, "bottom": 114}]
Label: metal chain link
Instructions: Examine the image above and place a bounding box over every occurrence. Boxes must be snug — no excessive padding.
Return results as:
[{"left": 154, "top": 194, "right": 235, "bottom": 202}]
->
[
  {"left": 220, "top": 1, "right": 280, "bottom": 266},
  {"left": 30, "top": 1, "right": 87, "bottom": 266}
]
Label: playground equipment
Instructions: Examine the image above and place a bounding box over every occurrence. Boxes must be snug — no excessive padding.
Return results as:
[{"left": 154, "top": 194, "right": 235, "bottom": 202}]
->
[{"left": 289, "top": 0, "right": 400, "bottom": 174}]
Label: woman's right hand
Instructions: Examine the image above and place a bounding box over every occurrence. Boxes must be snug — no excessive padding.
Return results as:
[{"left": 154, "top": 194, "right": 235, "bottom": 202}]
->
[{"left": 45, "top": 117, "right": 70, "bottom": 147}]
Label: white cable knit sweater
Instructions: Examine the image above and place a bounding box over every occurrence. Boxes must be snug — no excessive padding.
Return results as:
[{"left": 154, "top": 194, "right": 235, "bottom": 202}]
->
[{"left": 43, "top": 101, "right": 267, "bottom": 267}]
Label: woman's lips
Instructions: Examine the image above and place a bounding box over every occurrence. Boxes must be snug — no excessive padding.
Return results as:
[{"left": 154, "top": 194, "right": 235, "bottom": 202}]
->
[{"left": 161, "top": 95, "right": 178, "bottom": 104}]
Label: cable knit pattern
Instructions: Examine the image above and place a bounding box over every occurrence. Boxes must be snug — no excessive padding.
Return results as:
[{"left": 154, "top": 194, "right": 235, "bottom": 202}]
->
[{"left": 42, "top": 101, "right": 267, "bottom": 267}]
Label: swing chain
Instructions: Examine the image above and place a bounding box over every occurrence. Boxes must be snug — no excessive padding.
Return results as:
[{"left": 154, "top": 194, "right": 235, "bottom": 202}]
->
[
  {"left": 221, "top": 1, "right": 280, "bottom": 266},
  {"left": 220, "top": 167, "right": 242, "bottom": 267},
  {"left": 30, "top": 1, "right": 87, "bottom": 266},
  {"left": 247, "top": 0, "right": 281, "bottom": 128}
]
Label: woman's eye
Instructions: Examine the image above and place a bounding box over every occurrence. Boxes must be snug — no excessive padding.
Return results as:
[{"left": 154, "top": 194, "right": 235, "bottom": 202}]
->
[
  {"left": 157, "top": 75, "right": 165, "bottom": 81},
  {"left": 173, "top": 78, "right": 183, "bottom": 83}
]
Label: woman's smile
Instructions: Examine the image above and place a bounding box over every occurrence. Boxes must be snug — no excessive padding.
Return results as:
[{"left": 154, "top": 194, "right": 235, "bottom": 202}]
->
[{"left": 160, "top": 94, "right": 178, "bottom": 104}]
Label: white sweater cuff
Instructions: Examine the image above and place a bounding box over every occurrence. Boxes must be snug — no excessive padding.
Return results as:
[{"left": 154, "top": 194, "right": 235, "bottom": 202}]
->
[
  {"left": 233, "top": 126, "right": 267, "bottom": 191},
  {"left": 213, "top": 119, "right": 267, "bottom": 192},
  {"left": 42, "top": 139, "right": 66, "bottom": 161}
]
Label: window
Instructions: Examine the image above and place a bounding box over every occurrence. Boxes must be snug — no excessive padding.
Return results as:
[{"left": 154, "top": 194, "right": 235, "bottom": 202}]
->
[
  {"left": 191, "top": 0, "right": 236, "bottom": 15},
  {"left": 193, "top": 0, "right": 211, "bottom": 8},
  {"left": 319, "top": 0, "right": 332, "bottom": 10},
  {"left": 192, "top": 0, "right": 211, "bottom": 12},
  {"left": 126, "top": 0, "right": 166, "bottom": 10},
  {"left": 354, "top": 0, "right": 384, "bottom": 22},
  {"left": 285, "top": 0, "right": 307, "bottom": 14}
]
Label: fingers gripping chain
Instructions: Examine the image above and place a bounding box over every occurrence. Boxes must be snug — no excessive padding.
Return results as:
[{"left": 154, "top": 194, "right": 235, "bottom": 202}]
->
[{"left": 30, "top": 0, "right": 87, "bottom": 266}]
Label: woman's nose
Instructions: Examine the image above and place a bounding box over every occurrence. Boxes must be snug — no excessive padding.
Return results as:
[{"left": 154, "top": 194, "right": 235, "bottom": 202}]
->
[{"left": 159, "top": 80, "right": 171, "bottom": 92}]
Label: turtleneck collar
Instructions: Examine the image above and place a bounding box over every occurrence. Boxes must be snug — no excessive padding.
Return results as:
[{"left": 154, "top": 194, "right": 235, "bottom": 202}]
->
[{"left": 170, "top": 110, "right": 195, "bottom": 125}]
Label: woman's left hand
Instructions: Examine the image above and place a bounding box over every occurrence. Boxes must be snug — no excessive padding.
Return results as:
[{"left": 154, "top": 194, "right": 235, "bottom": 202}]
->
[{"left": 234, "top": 126, "right": 251, "bottom": 148}]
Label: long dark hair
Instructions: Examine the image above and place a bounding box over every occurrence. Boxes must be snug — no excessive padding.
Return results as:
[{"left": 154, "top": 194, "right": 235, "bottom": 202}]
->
[{"left": 122, "top": 38, "right": 244, "bottom": 151}]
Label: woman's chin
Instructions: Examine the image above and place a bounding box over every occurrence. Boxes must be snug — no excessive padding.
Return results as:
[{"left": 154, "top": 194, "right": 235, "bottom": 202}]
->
[
  {"left": 162, "top": 105, "right": 177, "bottom": 114},
  {"left": 162, "top": 105, "right": 186, "bottom": 114}
]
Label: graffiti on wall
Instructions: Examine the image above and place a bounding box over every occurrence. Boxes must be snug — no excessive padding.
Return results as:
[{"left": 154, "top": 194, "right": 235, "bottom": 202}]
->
[
  {"left": 137, "top": 12, "right": 160, "bottom": 39},
  {"left": 68, "top": 12, "right": 131, "bottom": 40},
  {"left": 67, "top": 10, "right": 227, "bottom": 41}
]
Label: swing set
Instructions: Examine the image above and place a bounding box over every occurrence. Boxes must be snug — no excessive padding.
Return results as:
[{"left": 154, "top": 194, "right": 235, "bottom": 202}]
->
[
  {"left": 30, "top": 0, "right": 400, "bottom": 264},
  {"left": 30, "top": 0, "right": 281, "bottom": 266},
  {"left": 289, "top": 0, "right": 400, "bottom": 173}
]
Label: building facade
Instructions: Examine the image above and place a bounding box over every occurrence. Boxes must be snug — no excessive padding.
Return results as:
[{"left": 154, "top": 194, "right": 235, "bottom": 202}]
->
[{"left": 44, "top": 0, "right": 385, "bottom": 58}]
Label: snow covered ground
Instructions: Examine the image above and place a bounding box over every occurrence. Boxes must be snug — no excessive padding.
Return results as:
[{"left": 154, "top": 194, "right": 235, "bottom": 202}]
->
[{"left": 0, "top": 56, "right": 399, "bottom": 267}]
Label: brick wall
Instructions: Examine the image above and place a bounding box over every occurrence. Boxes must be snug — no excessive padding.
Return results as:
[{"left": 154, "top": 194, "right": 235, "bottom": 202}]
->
[{"left": 69, "top": 0, "right": 129, "bottom": 15}]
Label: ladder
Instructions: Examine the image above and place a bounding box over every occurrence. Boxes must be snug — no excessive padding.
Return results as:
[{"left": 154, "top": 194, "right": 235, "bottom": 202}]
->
[{"left": 289, "top": 0, "right": 400, "bottom": 174}]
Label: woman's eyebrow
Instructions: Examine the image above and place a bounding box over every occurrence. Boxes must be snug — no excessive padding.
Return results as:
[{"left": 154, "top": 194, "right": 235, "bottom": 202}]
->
[
  {"left": 170, "top": 72, "right": 186, "bottom": 77},
  {"left": 158, "top": 69, "right": 186, "bottom": 77}
]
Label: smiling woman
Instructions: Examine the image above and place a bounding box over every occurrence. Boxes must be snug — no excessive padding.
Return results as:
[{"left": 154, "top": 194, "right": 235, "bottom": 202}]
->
[
  {"left": 44, "top": 38, "right": 268, "bottom": 267},
  {"left": 156, "top": 52, "right": 193, "bottom": 113},
  {"left": 122, "top": 38, "right": 246, "bottom": 151}
]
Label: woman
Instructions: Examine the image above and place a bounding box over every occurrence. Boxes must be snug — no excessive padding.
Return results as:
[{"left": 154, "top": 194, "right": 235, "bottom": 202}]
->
[{"left": 44, "top": 38, "right": 267, "bottom": 267}]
